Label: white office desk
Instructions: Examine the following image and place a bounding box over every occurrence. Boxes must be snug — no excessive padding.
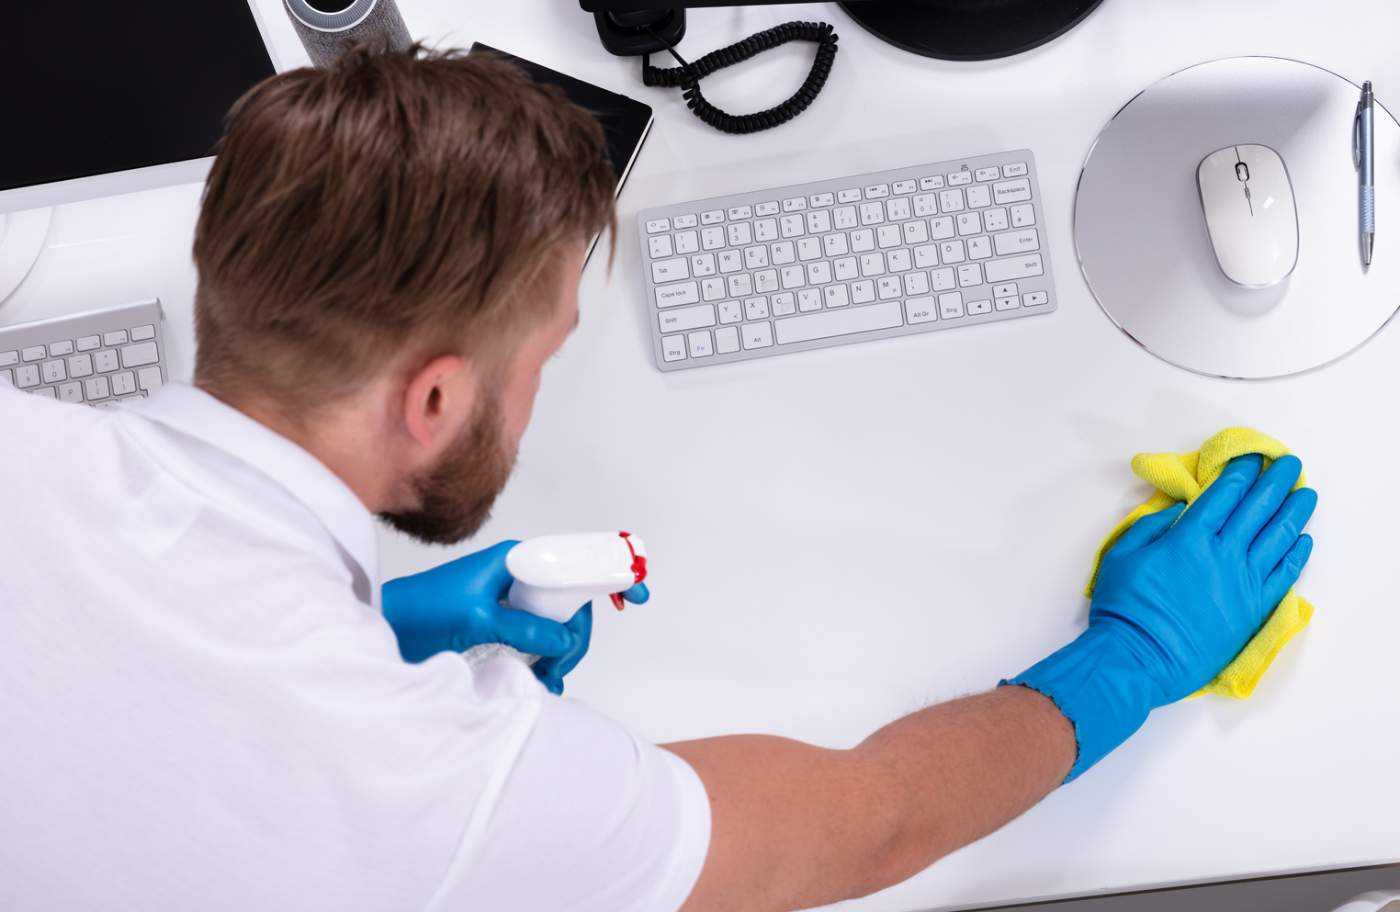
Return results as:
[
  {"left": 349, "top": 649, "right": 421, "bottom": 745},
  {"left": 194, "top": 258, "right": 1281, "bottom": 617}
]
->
[{"left": 6, "top": 1, "right": 1397, "bottom": 909}]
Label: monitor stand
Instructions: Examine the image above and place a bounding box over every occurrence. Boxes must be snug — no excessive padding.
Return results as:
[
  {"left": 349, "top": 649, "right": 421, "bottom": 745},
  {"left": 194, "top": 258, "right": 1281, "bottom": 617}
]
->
[
  {"left": 838, "top": 0, "right": 1104, "bottom": 60},
  {"left": 0, "top": 208, "right": 53, "bottom": 306}
]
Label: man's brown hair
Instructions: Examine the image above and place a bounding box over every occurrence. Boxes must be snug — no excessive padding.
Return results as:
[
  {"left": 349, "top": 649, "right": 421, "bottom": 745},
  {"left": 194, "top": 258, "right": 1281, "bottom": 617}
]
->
[{"left": 192, "top": 45, "right": 616, "bottom": 409}]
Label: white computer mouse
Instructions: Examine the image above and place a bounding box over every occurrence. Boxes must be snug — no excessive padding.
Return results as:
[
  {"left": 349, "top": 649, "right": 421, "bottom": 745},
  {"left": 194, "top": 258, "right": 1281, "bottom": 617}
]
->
[{"left": 1197, "top": 143, "right": 1299, "bottom": 288}]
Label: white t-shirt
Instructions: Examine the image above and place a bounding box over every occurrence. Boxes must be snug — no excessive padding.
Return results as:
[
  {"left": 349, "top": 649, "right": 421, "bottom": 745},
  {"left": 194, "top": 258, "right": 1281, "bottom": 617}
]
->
[{"left": 0, "top": 383, "right": 710, "bottom": 912}]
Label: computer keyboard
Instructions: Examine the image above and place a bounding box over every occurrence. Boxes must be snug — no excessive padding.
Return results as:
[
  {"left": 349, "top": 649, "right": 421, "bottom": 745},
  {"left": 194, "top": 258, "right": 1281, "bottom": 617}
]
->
[
  {"left": 0, "top": 299, "right": 168, "bottom": 407},
  {"left": 636, "top": 149, "right": 1057, "bottom": 371}
]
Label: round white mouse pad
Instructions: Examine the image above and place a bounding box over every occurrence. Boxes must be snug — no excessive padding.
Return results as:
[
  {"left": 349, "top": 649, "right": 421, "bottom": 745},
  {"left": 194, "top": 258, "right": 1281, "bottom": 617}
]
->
[{"left": 1074, "top": 56, "right": 1400, "bottom": 379}]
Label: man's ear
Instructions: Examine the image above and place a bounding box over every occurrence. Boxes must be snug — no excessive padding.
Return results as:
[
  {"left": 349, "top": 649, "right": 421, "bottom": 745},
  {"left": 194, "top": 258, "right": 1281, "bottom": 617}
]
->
[{"left": 401, "top": 353, "right": 474, "bottom": 452}]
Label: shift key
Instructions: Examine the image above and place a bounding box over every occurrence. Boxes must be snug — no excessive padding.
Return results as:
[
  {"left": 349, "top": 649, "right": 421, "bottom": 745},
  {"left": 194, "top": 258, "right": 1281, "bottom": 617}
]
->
[
  {"left": 983, "top": 254, "right": 1044, "bottom": 283},
  {"left": 658, "top": 304, "right": 716, "bottom": 334}
]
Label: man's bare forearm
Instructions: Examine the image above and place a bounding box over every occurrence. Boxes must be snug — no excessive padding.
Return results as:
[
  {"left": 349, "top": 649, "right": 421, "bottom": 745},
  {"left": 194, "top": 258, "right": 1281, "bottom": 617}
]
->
[{"left": 667, "top": 686, "right": 1075, "bottom": 912}]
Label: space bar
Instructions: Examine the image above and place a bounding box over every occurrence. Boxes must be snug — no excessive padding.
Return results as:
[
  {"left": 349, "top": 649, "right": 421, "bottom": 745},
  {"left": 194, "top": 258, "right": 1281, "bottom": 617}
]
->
[{"left": 775, "top": 301, "right": 904, "bottom": 345}]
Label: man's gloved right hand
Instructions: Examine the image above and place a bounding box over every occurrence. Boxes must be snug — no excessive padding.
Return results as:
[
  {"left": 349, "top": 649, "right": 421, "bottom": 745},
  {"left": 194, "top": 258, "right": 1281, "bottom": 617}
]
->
[{"left": 1005, "top": 454, "right": 1318, "bottom": 781}]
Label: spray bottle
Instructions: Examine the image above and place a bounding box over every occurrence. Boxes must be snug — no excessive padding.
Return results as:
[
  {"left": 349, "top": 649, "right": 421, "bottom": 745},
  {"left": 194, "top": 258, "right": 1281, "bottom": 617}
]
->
[{"left": 466, "top": 531, "right": 649, "bottom": 665}]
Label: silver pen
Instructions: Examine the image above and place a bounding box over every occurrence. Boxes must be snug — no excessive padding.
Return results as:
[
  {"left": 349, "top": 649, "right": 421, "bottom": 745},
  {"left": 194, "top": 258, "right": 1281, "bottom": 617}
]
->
[{"left": 1354, "top": 80, "right": 1375, "bottom": 269}]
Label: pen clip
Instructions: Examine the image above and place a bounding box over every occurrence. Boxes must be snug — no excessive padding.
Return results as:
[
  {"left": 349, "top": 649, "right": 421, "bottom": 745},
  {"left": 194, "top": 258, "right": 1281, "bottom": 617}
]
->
[{"left": 1354, "top": 104, "right": 1363, "bottom": 170}]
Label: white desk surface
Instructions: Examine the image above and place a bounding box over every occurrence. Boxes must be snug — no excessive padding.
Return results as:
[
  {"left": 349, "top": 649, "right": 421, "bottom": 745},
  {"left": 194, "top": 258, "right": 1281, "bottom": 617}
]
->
[{"left": 6, "top": 1, "right": 1398, "bottom": 909}]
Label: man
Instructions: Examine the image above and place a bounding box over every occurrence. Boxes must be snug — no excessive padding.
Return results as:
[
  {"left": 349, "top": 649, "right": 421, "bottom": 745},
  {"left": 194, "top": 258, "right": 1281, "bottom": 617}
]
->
[{"left": 0, "top": 47, "right": 1317, "bottom": 912}]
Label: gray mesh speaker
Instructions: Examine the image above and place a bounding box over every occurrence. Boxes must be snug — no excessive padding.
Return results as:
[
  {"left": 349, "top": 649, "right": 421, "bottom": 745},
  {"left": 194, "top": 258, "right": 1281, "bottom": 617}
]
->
[{"left": 283, "top": 0, "right": 411, "bottom": 68}]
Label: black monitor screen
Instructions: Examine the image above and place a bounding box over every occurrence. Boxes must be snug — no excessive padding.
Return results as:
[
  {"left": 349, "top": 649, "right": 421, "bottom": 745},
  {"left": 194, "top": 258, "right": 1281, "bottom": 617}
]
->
[{"left": 1, "top": 3, "right": 277, "bottom": 192}]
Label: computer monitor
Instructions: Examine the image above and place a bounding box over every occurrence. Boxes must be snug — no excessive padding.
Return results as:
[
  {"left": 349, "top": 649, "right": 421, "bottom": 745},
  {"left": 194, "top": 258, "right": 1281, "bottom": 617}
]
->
[
  {"left": 1, "top": 2, "right": 280, "bottom": 215},
  {"left": 581, "top": 0, "right": 1104, "bottom": 62}
]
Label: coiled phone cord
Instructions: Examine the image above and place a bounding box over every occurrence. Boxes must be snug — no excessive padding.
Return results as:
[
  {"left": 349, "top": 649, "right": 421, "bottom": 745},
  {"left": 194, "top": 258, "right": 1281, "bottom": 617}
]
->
[{"left": 641, "top": 20, "right": 839, "bottom": 134}]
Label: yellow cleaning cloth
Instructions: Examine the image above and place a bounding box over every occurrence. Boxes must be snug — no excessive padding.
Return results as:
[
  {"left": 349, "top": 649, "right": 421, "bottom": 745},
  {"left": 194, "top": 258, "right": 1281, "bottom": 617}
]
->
[{"left": 1089, "top": 427, "right": 1315, "bottom": 699}]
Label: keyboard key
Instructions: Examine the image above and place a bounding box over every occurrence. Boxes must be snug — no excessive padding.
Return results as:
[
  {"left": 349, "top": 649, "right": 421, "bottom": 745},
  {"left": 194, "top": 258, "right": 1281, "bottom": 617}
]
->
[
  {"left": 754, "top": 269, "right": 779, "bottom": 293},
  {"left": 726, "top": 223, "right": 753, "bottom": 246},
  {"left": 727, "top": 205, "right": 753, "bottom": 220},
  {"left": 1023, "top": 291, "right": 1050, "bottom": 307},
  {"left": 877, "top": 225, "right": 902, "bottom": 249},
  {"left": 771, "top": 293, "right": 797, "bottom": 316},
  {"left": 902, "top": 221, "right": 929, "bottom": 245},
  {"left": 715, "top": 326, "right": 741, "bottom": 354},
  {"left": 780, "top": 215, "right": 805, "bottom": 239},
  {"left": 809, "top": 192, "right": 835, "bottom": 208},
  {"left": 76, "top": 335, "right": 101, "bottom": 352},
  {"left": 975, "top": 166, "right": 1000, "bottom": 181},
  {"left": 929, "top": 217, "right": 955, "bottom": 240},
  {"left": 993, "top": 283, "right": 1020, "bottom": 298},
  {"left": 661, "top": 335, "right": 687, "bottom": 362},
  {"left": 877, "top": 276, "right": 902, "bottom": 300},
  {"left": 0, "top": 350, "right": 16, "bottom": 366},
  {"left": 939, "top": 292, "right": 965, "bottom": 319},
  {"left": 995, "top": 296, "right": 1021, "bottom": 311},
  {"left": 111, "top": 370, "right": 137, "bottom": 396},
  {"left": 754, "top": 219, "right": 779, "bottom": 243},
  {"left": 22, "top": 346, "right": 46, "bottom": 362},
  {"left": 994, "top": 229, "right": 1040, "bottom": 257},
  {"left": 743, "top": 296, "right": 770, "bottom": 320},
  {"left": 1010, "top": 204, "right": 1036, "bottom": 228},
  {"left": 905, "top": 296, "right": 937, "bottom": 324},
  {"left": 892, "top": 179, "right": 917, "bottom": 195},
  {"left": 648, "top": 235, "right": 674, "bottom": 259},
  {"left": 659, "top": 304, "right": 717, "bottom": 334},
  {"left": 983, "top": 208, "right": 1010, "bottom": 231},
  {"left": 691, "top": 253, "right": 717, "bottom": 276},
  {"left": 48, "top": 340, "right": 75, "bottom": 356},
  {"left": 864, "top": 184, "right": 890, "bottom": 199},
  {"left": 948, "top": 169, "right": 973, "bottom": 186},
  {"left": 904, "top": 271, "right": 931, "bottom": 296},
  {"left": 859, "top": 202, "right": 885, "bottom": 226},
  {"left": 675, "top": 230, "right": 700, "bottom": 254},
  {"left": 968, "top": 298, "right": 993, "bottom": 315},
  {"left": 837, "top": 188, "right": 862, "bottom": 203},
  {"left": 920, "top": 174, "right": 946, "bottom": 190},
  {"left": 655, "top": 281, "right": 700, "bottom": 308},
  {"left": 103, "top": 330, "right": 129, "bottom": 346},
  {"left": 718, "top": 250, "right": 743, "bottom": 273},
  {"left": 913, "top": 194, "right": 938, "bottom": 218},
  {"left": 957, "top": 263, "right": 983, "bottom": 287},
  {"left": 701, "top": 210, "right": 725, "bottom": 225},
  {"left": 743, "top": 246, "right": 770, "bottom": 269},
  {"left": 782, "top": 197, "right": 808, "bottom": 212},
  {"left": 15, "top": 364, "right": 40, "bottom": 388},
  {"left": 774, "top": 299, "right": 902, "bottom": 345},
  {"left": 718, "top": 300, "right": 743, "bottom": 324},
  {"left": 722, "top": 273, "right": 756, "bottom": 298},
  {"left": 701, "top": 227, "right": 725, "bottom": 250},
  {"left": 673, "top": 213, "right": 699, "bottom": 228},
  {"left": 822, "top": 233, "right": 849, "bottom": 257},
  {"left": 832, "top": 206, "right": 858, "bottom": 230},
  {"left": 742, "top": 322, "right": 775, "bottom": 349},
  {"left": 956, "top": 212, "right": 981, "bottom": 236},
  {"left": 930, "top": 268, "right": 956, "bottom": 291},
  {"left": 646, "top": 218, "right": 671, "bottom": 234},
  {"left": 939, "top": 240, "right": 966, "bottom": 264},
  {"left": 887, "top": 250, "right": 912, "bottom": 272},
  {"left": 687, "top": 330, "right": 714, "bottom": 357},
  {"left": 701, "top": 277, "right": 726, "bottom": 300},
  {"left": 967, "top": 236, "right": 992, "bottom": 260},
  {"left": 32, "top": 387, "right": 56, "bottom": 399},
  {"left": 1003, "top": 162, "right": 1028, "bottom": 177},
  {"left": 57, "top": 381, "right": 84, "bottom": 403},
  {"left": 771, "top": 241, "right": 796, "bottom": 264},
  {"left": 939, "top": 189, "right": 965, "bottom": 213},
  {"left": 84, "top": 375, "right": 111, "bottom": 399},
  {"left": 966, "top": 185, "right": 992, "bottom": 208},
  {"left": 833, "top": 257, "right": 858, "bottom": 281},
  {"left": 885, "top": 198, "right": 911, "bottom": 221},
  {"left": 823, "top": 284, "right": 850, "bottom": 308},
  {"left": 798, "top": 289, "right": 823, "bottom": 312},
  {"left": 780, "top": 266, "right": 805, "bottom": 289},
  {"left": 850, "top": 229, "right": 875, "bottom": 252},
  {"left": 651, "top": 257, "right": 689, "bottom": 283},
  {"left": 137, "top": 366, "right": 164, "bottom": 391},
  {"left": 40, "top": 360, "right": 66, "bottom": 384},
  {"left": 806, "top": 261, "right": 832, "bottom": 285},
  {"left": 850, "top": 280, "right": 876, "bottom": 304},
  {"left": 805, "top": 210, "right": 832, "bottom": 234},
  {"left": 993, "top": 178, "right": 1033, "bottom": 204},
  {"left": 754, "top": 201, "right": 780, "bottom": 217},
  {"left": 983, "top": 254, "right": 1045, "bottom": 283},
  {"left": 913, "top": 245, "right": 938, "bottom": 269},
  {"left": 797, "top": 237, "right": 822, "bottom": 261},
  {"left": 860, "top": 253, "right": 886, "bottom": 277}
]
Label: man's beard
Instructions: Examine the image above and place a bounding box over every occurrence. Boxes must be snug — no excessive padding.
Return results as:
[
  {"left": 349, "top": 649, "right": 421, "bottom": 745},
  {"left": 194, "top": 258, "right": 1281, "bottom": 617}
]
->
[{"left": 378, "top": 395, "right": 516, "bottom": 545}]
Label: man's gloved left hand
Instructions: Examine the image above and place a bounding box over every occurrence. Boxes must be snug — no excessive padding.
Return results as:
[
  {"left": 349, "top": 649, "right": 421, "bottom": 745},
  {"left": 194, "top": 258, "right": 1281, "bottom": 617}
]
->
[{"left": 382, "top": 540, "right": 650, "bottom": 695}]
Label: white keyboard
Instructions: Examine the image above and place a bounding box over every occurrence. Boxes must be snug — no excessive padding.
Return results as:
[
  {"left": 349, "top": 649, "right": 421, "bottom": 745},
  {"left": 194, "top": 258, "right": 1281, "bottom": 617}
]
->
[
  {"left": 637, "top": 149, "right": 1057, "bottom": 371},
  {"left": 0, "top": 299, "right": 168, "bottom": 406}
]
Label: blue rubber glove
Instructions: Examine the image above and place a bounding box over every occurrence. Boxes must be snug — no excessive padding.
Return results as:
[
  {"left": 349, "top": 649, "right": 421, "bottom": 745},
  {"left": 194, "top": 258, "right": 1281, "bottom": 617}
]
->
[
  {"left": 1005, "top": 454, "right": 1317, "bottom": 781},
  {"left": 382, "top": 540, "right": 649, "bottom": 695}
]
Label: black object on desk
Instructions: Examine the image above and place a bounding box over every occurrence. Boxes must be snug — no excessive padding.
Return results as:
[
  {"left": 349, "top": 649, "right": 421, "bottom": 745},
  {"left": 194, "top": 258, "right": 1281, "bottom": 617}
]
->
[{"left": 581, "top": 0, "right": 1105, "bottom": 62}]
